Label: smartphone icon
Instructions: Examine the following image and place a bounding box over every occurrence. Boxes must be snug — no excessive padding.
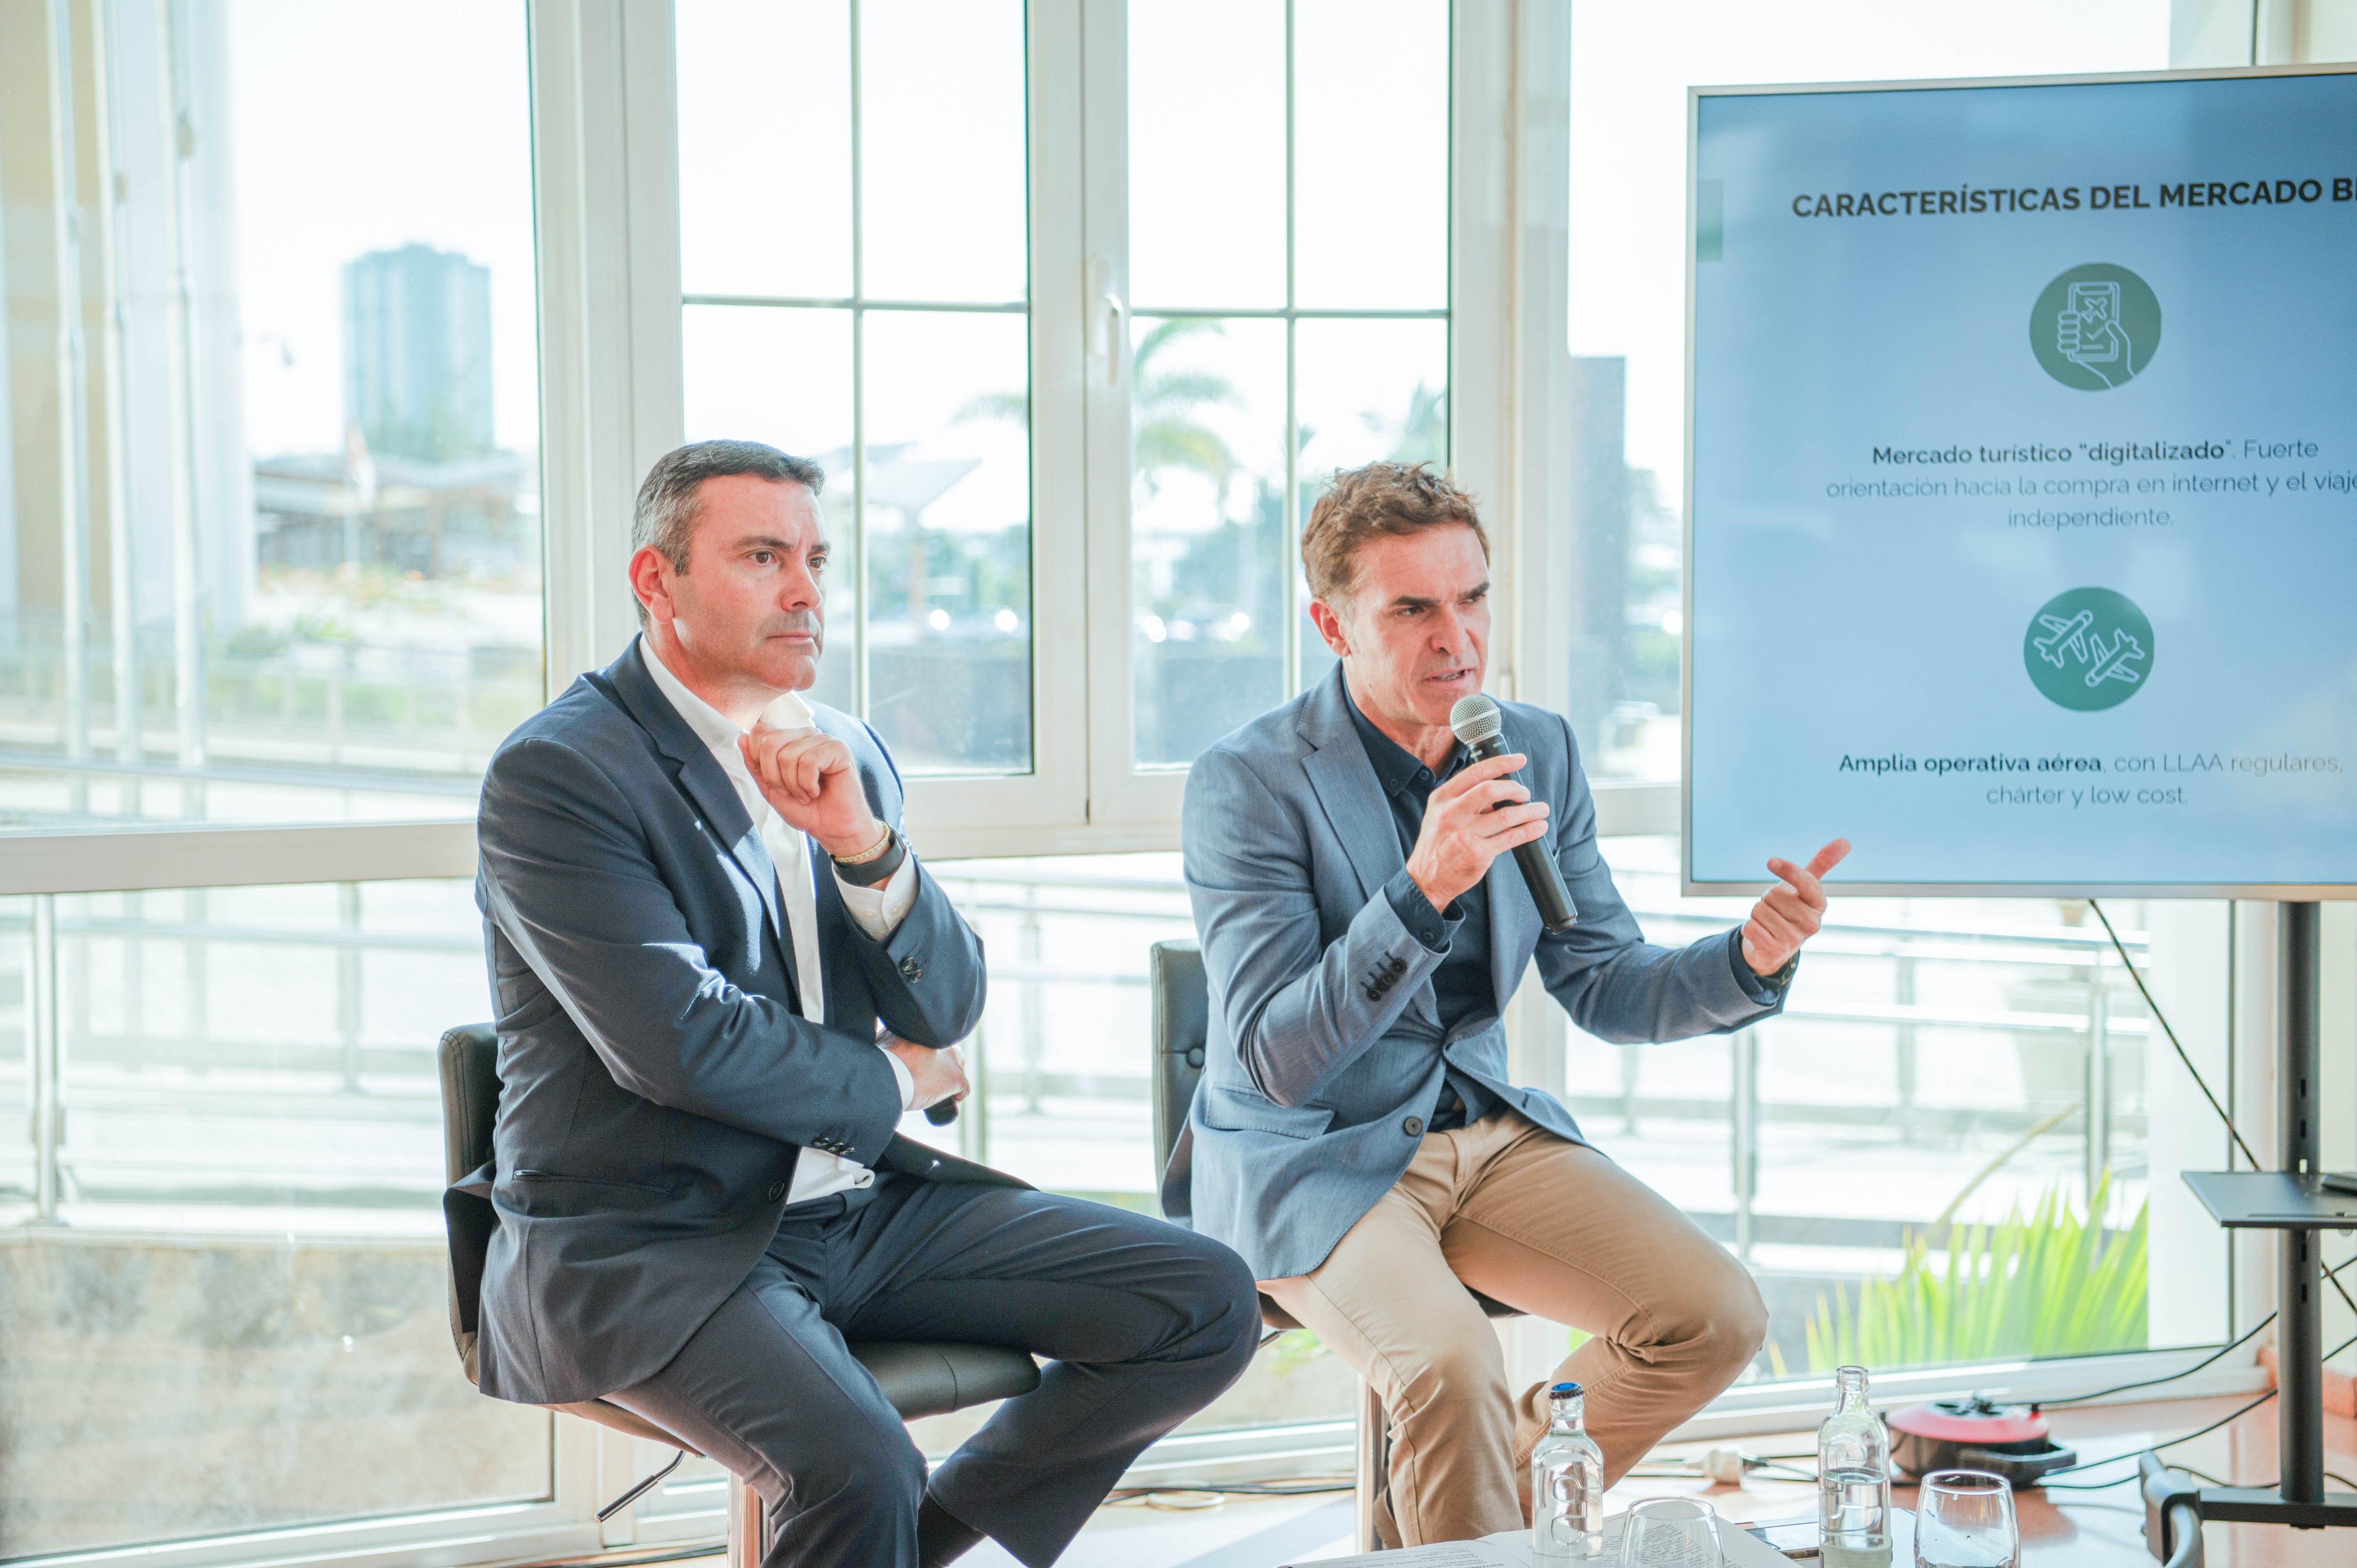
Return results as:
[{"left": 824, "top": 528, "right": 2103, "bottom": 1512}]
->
[{"left": 2060, "top": 281, "right": 2124, "bottom": 364}]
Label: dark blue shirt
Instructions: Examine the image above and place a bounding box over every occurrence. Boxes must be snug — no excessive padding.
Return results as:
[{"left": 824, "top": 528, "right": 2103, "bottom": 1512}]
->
[
  {"left": 1343, "top": 687, "right": 1503, "bottom": 1132},
  {"left": 1344, "top": 685, "right": 1786, "bottom": 1133}
]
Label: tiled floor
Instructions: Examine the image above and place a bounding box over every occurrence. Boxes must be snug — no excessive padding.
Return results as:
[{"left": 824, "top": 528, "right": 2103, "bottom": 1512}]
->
[{"left": 687, "top": 1391, "right": 2357, "bottom": 1566}]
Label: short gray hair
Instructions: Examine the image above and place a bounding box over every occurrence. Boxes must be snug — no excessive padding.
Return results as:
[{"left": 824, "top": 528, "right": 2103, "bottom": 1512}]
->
[{"left": 630, "top": 440, "right": 826, "bottom": 625}]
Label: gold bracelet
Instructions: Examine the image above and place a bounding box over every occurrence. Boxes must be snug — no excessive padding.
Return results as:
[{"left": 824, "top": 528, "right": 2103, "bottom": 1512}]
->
[{"left": 833, "top": 822, "right": 894, "bottom": 866}]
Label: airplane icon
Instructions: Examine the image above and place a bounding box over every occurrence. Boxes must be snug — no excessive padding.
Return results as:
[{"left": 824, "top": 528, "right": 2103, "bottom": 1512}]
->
[
  {"left": 2034, "top": 609, "right": 2093, "bottom": 668},
  {"left": 2083, "top": 630, "right": 2146, "bottom": 688}
]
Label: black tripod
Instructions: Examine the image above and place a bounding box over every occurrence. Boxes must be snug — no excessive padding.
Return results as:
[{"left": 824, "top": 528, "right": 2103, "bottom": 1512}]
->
[{"left": 2144, "top": 902, "right": 2357, "bottom": 1564}]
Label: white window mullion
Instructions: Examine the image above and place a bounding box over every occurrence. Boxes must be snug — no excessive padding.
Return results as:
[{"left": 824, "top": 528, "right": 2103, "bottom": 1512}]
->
[
  {"left": 537, "top": 0, "right": 684, "bottom": 694},
  {"left": 896, "top": 0, "right": 1092, "bottom": 853},
  {"left": 1077, "top": 0, "right": 1179, "bottom": 834}
]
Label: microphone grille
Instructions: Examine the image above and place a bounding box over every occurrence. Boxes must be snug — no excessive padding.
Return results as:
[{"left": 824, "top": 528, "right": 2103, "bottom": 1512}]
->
[{"left": 1449, "top": 693, "right": 1503, "bottom": 746}]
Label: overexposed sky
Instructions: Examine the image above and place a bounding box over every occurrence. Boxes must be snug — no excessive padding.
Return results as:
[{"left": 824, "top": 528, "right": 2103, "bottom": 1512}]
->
[
  {"left": 679, "top": 0, "right": 1453, "bottom": 546},
  {"left": 229, "top": 0, "right": 538, "bottom": 459},
  {"left": 222, "top": 0, "right": 2181, "bottom": 517},
  {"left": 678, "top": 1, "right": 1033, "bottom": 535},
  {"left": 1570, "top": 0, "right": 2173, "bottom": 503}
]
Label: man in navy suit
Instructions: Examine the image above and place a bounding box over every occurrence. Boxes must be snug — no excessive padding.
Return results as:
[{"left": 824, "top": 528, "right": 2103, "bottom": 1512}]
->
[{"left": 470, "top": 441, "right": 1257, "bottom": 1568}]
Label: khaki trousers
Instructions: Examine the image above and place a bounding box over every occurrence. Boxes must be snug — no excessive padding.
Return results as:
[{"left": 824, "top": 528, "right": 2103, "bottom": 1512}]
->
[{"left": 1260, "top": 1111, "right": 1766, "bottom": 1548}]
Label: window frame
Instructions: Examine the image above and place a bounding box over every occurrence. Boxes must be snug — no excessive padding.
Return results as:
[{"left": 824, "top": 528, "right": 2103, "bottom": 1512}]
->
[{"left": 0, "top": 9, "right": 2306, "bottom": 1568}]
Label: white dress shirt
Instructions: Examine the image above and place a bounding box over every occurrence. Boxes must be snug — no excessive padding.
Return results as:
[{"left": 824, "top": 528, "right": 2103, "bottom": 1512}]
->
[{"left": 640, "top": 635, "right": 920, "bottom": 1202}]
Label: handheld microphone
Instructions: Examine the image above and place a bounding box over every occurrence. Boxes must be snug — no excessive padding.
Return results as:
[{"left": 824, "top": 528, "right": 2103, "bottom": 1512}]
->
[
  {"left": 1449, "top": 693, "right": 1578, "bottom": 935},
  {"left": 925, "top": 1099, "right": 959, "bottom": 1126}
]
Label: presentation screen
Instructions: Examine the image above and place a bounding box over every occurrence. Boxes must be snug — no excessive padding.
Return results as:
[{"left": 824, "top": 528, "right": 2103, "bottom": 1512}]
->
[{"left": 1684, "top": 66, "right": 2357, "bottom": 897}]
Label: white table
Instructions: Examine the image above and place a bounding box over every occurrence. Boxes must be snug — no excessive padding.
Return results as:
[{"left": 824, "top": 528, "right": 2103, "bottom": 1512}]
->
[{"left": 1286, "top": 1507, "right": 1816, "bottom": 1566}]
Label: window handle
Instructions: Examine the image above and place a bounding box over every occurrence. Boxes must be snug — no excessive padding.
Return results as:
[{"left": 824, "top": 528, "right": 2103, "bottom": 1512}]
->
[{"left": 1086, "top": 254, "right": 1126, "bottom": 386}]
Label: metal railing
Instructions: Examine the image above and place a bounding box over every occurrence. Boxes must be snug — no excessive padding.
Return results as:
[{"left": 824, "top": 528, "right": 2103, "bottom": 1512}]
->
[
  {"left": 0, "top": 614, "right": 537, "bottom": 828},
  {"left": 1, "top": 868, "right": 2151, "bottom": 1231}
]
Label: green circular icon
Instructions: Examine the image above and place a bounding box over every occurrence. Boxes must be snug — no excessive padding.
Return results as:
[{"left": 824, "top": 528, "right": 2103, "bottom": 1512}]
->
[
  {"left": 2024, "top": 588, "right": 2154, "bottom": 711},
  {"left": 2029, "top": 264, "right": 2161, "bottom": 391}
]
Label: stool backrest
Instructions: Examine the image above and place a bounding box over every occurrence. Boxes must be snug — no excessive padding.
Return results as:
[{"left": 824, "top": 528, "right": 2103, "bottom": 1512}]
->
[
  {"left": 1148, "top": 940, "right": 1207, "bottom": 1181},
  {"left": 437, "top": 1023, "right": 501, "bottom": 1381},
  {"left": 440, "top": 1023, "right": 501, "bottom": 1184}
]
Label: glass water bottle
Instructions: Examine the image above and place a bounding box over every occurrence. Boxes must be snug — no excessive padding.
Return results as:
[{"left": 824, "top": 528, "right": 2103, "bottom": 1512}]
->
[
  {"left": 1531, "top": 1380, "right": 1606, "bottom": 1560},
  {"left": 1818, "top": 1365, "right": 1893, "bottom": 1568}
]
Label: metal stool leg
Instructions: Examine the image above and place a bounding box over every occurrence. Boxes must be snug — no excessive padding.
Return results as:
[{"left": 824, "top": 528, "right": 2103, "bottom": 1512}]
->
[
  {"left": 727, "top": 1473, "right": 763, "bottom": 1568},
  {"left": 1354, "top": 1375, "right": 1389, "bottom": 1552}
]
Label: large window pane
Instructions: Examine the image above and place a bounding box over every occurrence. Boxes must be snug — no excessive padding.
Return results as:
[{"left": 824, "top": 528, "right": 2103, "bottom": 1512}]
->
[
  {"left": 1567, "top": 1, "right": 2171, "bottom": 780},
  {"left": 1294, "top": 316, "right": 1449, "bottom": 692},
  {"left": 0, "top": 879, "right": 547, "bottom": 1556},
  {"left": 676, "top": 0, "right": 1032, "bottom": 778},
  {"left": 681, "top": 304, "right": 860, "bottom": 714},
  {"left": 860, "top": 310, "right": 1031, "bottom": 772},
  {"left": 0, "top": 0, "right": 542, "bottom": 832},
  {"left": 1130, "top": 317, "right": 1288, "bottom": 766},
  {"left": 1293, "top": 0, "right": 1450, "bottom": 311},
  {"left": 1295, "top": 318, "right": 1449, "bottom": 477},
  {"left": 860, "top": 0, "right": 1029, "bottom": 305},
  {"left": 1127, "top": 0, "right": 1287, "bottom": 313},
  {"left": 677, "top": 0, "right": 854, "bottom": 300},
  {"left": 1124, "top": 2, "right": 1450, "bottom": 768}
]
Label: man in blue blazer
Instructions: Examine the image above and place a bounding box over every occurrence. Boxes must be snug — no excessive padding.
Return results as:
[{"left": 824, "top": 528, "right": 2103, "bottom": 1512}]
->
[
  {"left": 470, "top": 441, "right": 1258, "bottom": 1568},
  {"left": 1171, "top": 461, "right": 1848, "bottom": 1548}
]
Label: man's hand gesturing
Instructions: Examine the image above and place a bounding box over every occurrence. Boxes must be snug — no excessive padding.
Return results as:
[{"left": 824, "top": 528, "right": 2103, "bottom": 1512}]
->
[
  {"left": 1739, "top": 838, "right": 1851, "bottom": 978},
  {"left": 1404, "top": 753, "right": 1551, "bottom": 913},
  {"left": 741, "top": 722, "right": 882, "bottom": 858}
]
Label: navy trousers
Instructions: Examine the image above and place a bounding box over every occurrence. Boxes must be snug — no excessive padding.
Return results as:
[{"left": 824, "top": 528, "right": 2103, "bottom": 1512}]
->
[{"left": 607, "top": 1174, "right": 1260, "bottom": 1567}]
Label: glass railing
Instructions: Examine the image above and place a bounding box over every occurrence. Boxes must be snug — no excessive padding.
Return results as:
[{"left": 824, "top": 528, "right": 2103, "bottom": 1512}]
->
[
  {"left": 0, "top": 854, "right": 2169, "bottom": 1353},
  {"left": 0, "top": 846, "right": 2207, "bottom": 1529}
]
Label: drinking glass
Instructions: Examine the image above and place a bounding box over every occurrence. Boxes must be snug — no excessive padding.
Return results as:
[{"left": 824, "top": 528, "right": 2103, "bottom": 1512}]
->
[
  {"left": 1619, "top": 1496, "right": 1721, "bottom": 1567},
  {"left": 1914, "top": 1470, "right": 2019, "bottom": 1568}
]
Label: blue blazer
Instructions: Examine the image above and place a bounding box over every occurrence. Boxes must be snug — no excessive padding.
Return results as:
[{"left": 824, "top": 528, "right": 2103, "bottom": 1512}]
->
[
  {"left": 465, "top": 641, "right": 989, "bottom": 1405},
  {"left": 1168, "top": 667, "right": 1781, "bottom": 1282}
]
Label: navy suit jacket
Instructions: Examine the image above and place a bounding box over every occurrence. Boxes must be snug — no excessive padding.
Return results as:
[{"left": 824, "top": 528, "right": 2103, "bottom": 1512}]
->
[
  {"left": 1169, "top": 667, "right": 1784, "bottom": 1282},
  {"left": 465, "top": 641, "right": 989, "bottom": 1405}
]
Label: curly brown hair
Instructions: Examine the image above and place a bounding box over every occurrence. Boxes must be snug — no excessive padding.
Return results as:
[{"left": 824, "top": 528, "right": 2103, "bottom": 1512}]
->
[{"left": 1300, "top": 460, "right": 1489, "bottom": 606}]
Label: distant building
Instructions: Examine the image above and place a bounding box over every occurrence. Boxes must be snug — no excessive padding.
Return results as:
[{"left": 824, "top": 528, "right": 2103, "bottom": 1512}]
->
[
  {"left": 252, "top": 449, "right": 533, "bottom": 580},
  {"left": 342, "top": 244, "right": 493, "bottom": 464}
]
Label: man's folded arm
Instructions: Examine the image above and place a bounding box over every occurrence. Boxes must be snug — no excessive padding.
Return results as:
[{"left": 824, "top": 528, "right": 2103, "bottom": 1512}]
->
[
  {"left": 1531, "top": 712, "right": 1784, "bottom": 1043},
  {"left": 831, "top": 854, "right": 987, "bottom": 1049},
  {"left": 826, "top": 717, "right": 986, "bottom": 1050},
  {"left": 1181, "top": 747, "right": 1451, "bottom": 1108},
  {"left": 479, "top": 736, "right": 902, "bottom": 1165}
]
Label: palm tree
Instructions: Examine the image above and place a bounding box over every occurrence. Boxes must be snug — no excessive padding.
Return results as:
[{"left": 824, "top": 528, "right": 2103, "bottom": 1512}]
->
[
  {"left": 1367, "top": 380, "right": 1447, "bottom": 468},
  {"left": 1129, "top": 318, "right": 1240, "bottom": 495},
  {"left": 956, "top": 317, "right": 1242, "bottom": 494}
]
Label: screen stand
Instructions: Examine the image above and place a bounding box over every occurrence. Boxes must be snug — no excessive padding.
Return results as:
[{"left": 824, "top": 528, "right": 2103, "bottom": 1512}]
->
[{"left": 2149, "top": 902, "right": 2357, "bottom": 1559}]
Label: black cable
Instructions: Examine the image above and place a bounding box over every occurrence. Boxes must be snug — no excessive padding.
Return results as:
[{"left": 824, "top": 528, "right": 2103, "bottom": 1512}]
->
[
  {"left": 2038, "top": 1311, "right": 2276, "bottom": 1408},
  {"left": 2087, "top": 902, "right": 2357, "bottom": 1330},
  {"left": 2045, "top": 1461, "right": 2237, "bottom": 1493},
  {"left": 2038, "top": 1329, "right": 2357, "bottom": 1482},
  {"left": 2036, "top": 1476, "right": 2136, "bottom": 1491},
  {"left": 2040, "top": 1388, "right": 2275, "bottom": 1480},
  {"left": 2043, "top": 1256, "right": 2357, "bottom": 1411},
  {"left": 1105, "top": 1478, "right": 1353, "bottom": 1502},
  {"left": 2102, "top": 1466, "right": 2357, "bottom": 1494},
  {"left": 2036, "top": 1245, "right": 2348, "bottom": 1405},
  {"left": 1750, "top": 1464, "right": 1822, "bottom": 1482},
  {"left": 2088, "top": 901, "right": 2259, "bottom": 1169}
]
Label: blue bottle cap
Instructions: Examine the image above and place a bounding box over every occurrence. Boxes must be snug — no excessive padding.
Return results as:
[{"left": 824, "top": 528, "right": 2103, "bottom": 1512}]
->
[{"left": 1551, "top": 1380, "right": 1583, "bottom": 1396}]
